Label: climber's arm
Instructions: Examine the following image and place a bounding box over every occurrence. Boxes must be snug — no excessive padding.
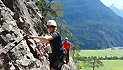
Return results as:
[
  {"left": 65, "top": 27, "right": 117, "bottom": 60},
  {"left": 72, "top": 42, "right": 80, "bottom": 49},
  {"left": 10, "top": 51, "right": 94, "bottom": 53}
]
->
[{"left": 29, "top": 36, "right": 53, "bottom": 43}]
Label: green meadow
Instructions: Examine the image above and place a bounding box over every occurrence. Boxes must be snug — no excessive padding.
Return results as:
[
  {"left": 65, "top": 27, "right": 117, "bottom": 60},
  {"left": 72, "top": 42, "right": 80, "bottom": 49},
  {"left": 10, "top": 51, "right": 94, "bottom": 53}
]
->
[
  {"left": 75, "top": 47, "right": 123, "bottom": 70},
  {"left": 79, "top": 48, "right": 123, "bottom": 58}
]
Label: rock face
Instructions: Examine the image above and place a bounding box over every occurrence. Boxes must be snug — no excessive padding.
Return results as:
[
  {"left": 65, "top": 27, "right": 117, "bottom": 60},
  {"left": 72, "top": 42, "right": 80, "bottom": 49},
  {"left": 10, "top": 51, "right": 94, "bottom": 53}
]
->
[{"left": 0, "top": 0, "right": 78, "bottom": 70}]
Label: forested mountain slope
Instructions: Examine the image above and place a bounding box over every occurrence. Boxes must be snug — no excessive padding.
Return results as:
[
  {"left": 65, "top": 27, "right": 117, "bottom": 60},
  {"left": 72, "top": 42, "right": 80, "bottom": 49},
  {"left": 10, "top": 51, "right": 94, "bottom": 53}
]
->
[{"left": 55, "top": 0, "right": 123, "bottom": 49}]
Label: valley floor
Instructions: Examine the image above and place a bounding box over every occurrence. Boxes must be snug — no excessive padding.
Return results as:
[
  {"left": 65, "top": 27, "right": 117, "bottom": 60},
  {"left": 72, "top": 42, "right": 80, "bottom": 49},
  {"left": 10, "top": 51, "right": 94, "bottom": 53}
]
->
[{"left": 74, "top": 47, "right": 123, "bottom": 70}]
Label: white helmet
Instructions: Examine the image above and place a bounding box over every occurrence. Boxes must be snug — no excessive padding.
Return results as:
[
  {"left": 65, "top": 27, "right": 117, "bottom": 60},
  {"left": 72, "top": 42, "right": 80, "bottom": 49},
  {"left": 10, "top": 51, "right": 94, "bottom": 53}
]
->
[
  {"left": 65, "top": 37, "right": 68, "bottom": 40},
  {"left": 47, "top": 20, "right": 57, "bottom": 27}
]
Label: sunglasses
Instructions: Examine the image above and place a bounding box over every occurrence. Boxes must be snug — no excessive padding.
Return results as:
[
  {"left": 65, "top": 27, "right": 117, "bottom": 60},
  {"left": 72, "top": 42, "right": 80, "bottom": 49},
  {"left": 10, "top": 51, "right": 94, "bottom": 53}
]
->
[{"left": 47, "top": 26, "right": 55, "bottom": 28}]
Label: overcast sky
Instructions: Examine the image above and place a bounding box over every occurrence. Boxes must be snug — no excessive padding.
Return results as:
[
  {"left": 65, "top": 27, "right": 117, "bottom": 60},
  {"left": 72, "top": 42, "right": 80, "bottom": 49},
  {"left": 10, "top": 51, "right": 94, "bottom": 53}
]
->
[{"left": 100, "top": 0, "right": 123, "bottom": 7}]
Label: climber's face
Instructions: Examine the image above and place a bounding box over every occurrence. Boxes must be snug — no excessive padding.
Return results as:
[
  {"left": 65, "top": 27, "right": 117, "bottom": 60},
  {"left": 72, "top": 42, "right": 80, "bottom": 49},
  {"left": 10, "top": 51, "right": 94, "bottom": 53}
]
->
[{"left": 47, "top": 25, "right": 55, "bottom": 33}]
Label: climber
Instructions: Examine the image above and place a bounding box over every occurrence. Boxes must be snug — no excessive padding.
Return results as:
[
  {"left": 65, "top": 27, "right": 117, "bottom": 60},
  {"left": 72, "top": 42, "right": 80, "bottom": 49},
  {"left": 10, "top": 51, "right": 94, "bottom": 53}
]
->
[
  {"left": 62, "top": 37, "right": 71, "bottom": 64},
  {"left": 29, "top": 20, "right": 65, "bottom": 70}
]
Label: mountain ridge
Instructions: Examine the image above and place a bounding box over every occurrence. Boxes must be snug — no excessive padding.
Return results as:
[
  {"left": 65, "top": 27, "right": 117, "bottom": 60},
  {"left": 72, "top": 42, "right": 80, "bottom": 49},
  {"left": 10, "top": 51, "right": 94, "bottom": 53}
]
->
[{"left": 109, "top": 4, "right": 123, "bottom": 18}]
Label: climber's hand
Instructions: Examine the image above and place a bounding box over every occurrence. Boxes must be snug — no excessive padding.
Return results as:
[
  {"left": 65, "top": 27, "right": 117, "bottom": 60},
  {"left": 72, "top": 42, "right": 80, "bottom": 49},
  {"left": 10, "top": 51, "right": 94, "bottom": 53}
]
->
[{"left": 29, "top": 36, "right": 34, "bottom": 39}]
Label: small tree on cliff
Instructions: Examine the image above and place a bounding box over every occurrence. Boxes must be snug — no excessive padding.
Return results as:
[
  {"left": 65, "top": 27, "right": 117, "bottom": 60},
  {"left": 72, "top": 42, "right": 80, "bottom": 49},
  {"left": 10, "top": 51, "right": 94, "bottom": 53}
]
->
[
  {"left": 35, "top": 0, "right": 63, "bottom": 22},
  {"left": 58, "top": 23, "right": 74, "bottom": 40},
  {"left": 71, "top": 41, "right": 84, "bottom": 61}
]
